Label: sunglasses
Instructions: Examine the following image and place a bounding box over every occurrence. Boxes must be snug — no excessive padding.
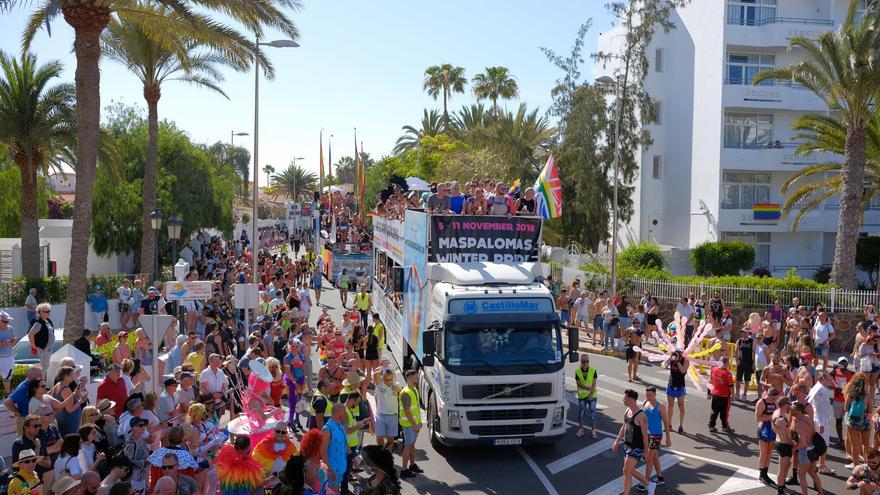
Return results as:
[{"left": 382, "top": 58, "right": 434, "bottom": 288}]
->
[
  {"left": 18, "top": 459, "right": 36, "bottom": 465},
  {"left": 25, "top": 424, "right": 39, "bottom": 429},
  {"left": 161, "top": 464, "right": 178, "bottom": 470},
  {"left": 274, "top": 430, "right": 287, "bottom": 434}
]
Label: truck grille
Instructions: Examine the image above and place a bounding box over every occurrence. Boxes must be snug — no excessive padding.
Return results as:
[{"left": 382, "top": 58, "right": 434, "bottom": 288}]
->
[
  {"left": 461, "top": 383, "right": 553, "bottom": 400},
  {"left": 466, "top": 409, "right": 548, "bottom": 421},
  {"left": 469, "top": 423, "right": 544, "bottom": 436}
]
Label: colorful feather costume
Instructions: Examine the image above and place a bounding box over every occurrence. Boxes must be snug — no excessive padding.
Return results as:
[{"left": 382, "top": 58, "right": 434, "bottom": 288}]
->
[
  {"left": 216, "top": 443, "right": 265, "bottom": 495},
  {"left": 252, "top": 435, "right": 298, "bottom": 475}
]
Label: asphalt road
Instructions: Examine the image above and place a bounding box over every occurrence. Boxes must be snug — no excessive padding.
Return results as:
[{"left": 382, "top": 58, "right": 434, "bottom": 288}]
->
[{"left": 307, "top": 276, "right": 852, "bottom": 495}]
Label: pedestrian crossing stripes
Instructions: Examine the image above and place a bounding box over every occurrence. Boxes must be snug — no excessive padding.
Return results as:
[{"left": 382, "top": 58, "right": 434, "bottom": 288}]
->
[
  {"left": 546, "top": 438, "right": 614, "bottom": 474},
  {"left": 584, "top": 454, "right": 684, "bottom": 495}
]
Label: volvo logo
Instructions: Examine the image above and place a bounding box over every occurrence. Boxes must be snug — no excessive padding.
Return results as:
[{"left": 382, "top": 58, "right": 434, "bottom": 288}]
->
[{"left": 502, "top": 387, "right": 513, "bottom": 397}]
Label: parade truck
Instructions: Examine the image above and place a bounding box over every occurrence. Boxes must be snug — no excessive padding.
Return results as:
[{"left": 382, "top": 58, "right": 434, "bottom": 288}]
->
[{"left": 371, "top": 210, "right": 577, "bottom": 447}]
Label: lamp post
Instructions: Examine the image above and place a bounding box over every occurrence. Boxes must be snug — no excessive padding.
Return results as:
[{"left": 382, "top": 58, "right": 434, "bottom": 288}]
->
[
  {"left": 596, "top": 75, "right": 624, "bottom": 296},
  {"left": 167, "top": 215, "right": 182, "bottom": 263},
  {"left": 230, "top": 131, "right": 249, "bottom": 148},
  {"left": 253, "top": 36, "right": 298, "bottom": 282},
  {"left": 150, "top": 209, "right": 162, "bottom": 284}
]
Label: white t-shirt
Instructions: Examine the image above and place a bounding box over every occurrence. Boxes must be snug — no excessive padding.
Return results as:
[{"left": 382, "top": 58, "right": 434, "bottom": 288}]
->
[
  {"left": 117, "top": 286, "right": 132, "bottom": 304},
  {"left": 814, "top": 321, "right": 834, "bottom": 344},
  {"left": 199, "top": 367, "right": 229, "bottom": 394},
  {"left": 54, "top": 454, "right": 83, "bottom": 480},
  {"left": 298, "top": 289, "right": 311, "bottom": 315},
  {"left": 575, "top": 297, "right": 592, "bottom": 321},
  {"left": 676, "top": 303, "right": 695, "bottom": 321},
  {"left": 375, "top": 380, "right": 399, "bottom": 416}
]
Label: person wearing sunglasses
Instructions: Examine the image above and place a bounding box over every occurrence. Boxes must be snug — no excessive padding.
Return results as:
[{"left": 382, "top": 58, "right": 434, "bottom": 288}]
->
[
  {"left": 158, "top": 452, "right": 197, "bottom": 495},
  {"left": 27, "top": 302, "right": 55, "bottom": 372},
  {"left": 253, "top": 421, "right": 298, "bottom": 488},
  {"left": 7, "top": 448, "right": 42, "bottom": 495}
]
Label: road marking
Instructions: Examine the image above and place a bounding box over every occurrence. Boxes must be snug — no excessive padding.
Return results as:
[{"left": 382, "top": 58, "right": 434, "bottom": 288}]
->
[
  {"left": 546, "top": 438, "right": 614, "bottom": 474},
  {"left": 702, "top": 467, "right": 763, "bottom": 495},
  {"left": 516, "top": 446, "right": 559, "bottom": 495},
  {"left": 585, "top": 454, "right": 684, "bottom": 495}
]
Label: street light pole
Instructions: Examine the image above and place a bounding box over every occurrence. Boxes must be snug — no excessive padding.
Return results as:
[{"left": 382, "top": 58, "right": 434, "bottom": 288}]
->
[
  {"left": 231, "top": 130, "right": 249, "bottom": 148},
  {"left": 150, "top": 209, "right": 162, "bottom": 284},
  {"left": 252, "top": 36, "right": 298, "bottom": 284}
]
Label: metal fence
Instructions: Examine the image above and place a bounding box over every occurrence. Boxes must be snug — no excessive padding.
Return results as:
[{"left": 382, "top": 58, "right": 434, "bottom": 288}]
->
[{"left": 541, "top": 263, "right": 877, "bottom": 314}]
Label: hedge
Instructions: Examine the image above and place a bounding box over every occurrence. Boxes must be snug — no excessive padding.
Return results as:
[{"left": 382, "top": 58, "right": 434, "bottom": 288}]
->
[
  {"left": 619, "top": 242, "right": 665, "bottom": 271},
  {"left": 690, "top": 241, "right": 755, "bottom": 276},
  {"left": 0, "top": 272, "right": 162, "bottom": 307},
  {"left": 578, "top": 265, "right": 834, "bottom": 292}
]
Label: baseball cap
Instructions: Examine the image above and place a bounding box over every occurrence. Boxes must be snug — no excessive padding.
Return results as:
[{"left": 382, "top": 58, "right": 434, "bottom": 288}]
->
[
  {"left": 107, "top": 363, "right": 122, "bottom": 371},
  {"left": 148, "top": 286, "right": 159, "bottom": 294},
  {"left": 163, "top": 377, "right": 179, "bottom": 387},
  {"left": 838, "top": 356, "right": 849, "bottom": 365},
  {"left": 94, "top": 285, "right": 102, "bottom": 291},
  {"left": 0, "top": 311, "right": 13, "bottom": 322},
  {"left": 129, "top": 416, "right": 148, "bottom": 427}
]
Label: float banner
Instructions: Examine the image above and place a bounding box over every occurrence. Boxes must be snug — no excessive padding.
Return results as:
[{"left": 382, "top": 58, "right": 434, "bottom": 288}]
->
[{"left": 430, "top": 215, "right": 542, "bottom": 263}]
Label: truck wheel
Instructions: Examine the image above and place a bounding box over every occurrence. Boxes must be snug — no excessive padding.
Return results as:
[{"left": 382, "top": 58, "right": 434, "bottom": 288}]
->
[{"left": 428, "top": 393, "right": 441, "bottom": 449}]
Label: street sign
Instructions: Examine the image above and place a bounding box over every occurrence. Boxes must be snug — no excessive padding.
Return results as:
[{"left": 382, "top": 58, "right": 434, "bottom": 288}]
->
[
  {"left": 234, "top": 283, "right": 260, "bottom": 309},
  {"left": 139, "top": 314, "right": 176, "bottom": 395},
  {"left": 164, "top": 281, "right": 213, "bottom": 301}
]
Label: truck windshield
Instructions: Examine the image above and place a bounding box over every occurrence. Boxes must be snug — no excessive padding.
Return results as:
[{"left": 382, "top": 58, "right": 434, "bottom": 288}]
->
[{"left": 444, "top": 325, "right": 562, "bottom": 369}]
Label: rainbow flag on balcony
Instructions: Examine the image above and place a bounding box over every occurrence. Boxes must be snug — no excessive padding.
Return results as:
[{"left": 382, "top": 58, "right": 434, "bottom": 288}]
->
[{"left": 753, "top": 203, "right": 781, "bottom": 220}]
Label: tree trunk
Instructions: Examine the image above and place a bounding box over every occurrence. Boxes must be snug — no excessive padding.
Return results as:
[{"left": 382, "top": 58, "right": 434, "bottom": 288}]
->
[
  {"left": 442, "top": 86, "right": 449, "bottom": 126},
  {"left": 831, "top": 124, "right": 868, "bottom": 289},
  {"left": 140, "top": 85, "right": 161, "bottom": 285},
  {"left": 16, "top": 153, "right": 41, "bottom": 277},
  {"left": 62, "top": 3, "right": 110, "bottom": 343}
]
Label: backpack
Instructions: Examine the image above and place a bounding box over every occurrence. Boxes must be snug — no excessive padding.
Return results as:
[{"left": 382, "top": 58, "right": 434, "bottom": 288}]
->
[{"left": 0, "top": 468, "right": 27, "bottom": 495}]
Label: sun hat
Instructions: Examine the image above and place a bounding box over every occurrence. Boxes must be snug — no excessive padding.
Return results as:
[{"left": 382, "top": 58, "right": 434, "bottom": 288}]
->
[
  {"left": 96, "top": 398, "right": 116, "bottom": 413},
  {"left": 342, "top": 371, "right": 365, "bottom": 387},
  {"left": 0, "top": 311, "right": 14, "bottom": 321},
  {"left": 52, "top": 476, "right": 81, "bottom": 494},
  {"left": 13, "top": 449, "right": 40, "bottom": 467}
]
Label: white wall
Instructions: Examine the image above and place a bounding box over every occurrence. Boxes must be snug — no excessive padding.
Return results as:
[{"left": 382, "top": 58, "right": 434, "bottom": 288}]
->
[{"left": 2, "top": 298, "right": 135, "bottom": 339}]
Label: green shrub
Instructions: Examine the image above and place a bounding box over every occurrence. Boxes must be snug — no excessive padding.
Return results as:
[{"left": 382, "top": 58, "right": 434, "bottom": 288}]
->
[
  {"left": 0, "top": 276, "right": 69, "bottom": 307},
  {"left": 813, "top": 266, "right": 832, "bottom": 284},
  {"left": 0, "top": 365, "right": 30, "bottom": 400},
  {"left": 619, "top": 242, "right": 665, "bottom": 271},
  {"left": 690, "top": 241, "right": 755, "bottom": 276}
]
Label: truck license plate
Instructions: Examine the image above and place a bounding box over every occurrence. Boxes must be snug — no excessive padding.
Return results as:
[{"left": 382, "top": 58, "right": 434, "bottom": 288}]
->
[{"left": 494, "top": 438, "right": 522, "bottom": 446}]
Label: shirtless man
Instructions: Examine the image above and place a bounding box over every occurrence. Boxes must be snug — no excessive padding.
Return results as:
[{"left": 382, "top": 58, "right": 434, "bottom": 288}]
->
[
  {"left": 761, "top": 353, "right": 792, "bottom": 395},
  {"left": 786, "top": 383, "right": 814, "bottom": 487},
  {"left": 772, "top": 396, "right": 793, "bottom": 495},
  {"left": 847, "top": 447, "right": 880, "bottom": 495},
  {"left": 622, "top": 319, "right": 643, "bottom": 382},
  {"left": 791, "top": 402, "right": 823, "bottom": 495}
]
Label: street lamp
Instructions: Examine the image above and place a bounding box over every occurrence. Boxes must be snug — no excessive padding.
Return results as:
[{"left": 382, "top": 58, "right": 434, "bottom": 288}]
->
[
  {"left": 167, "top": 215, "right": 182, "bottom": 262},
  {"left": 253, "top": 36, "right": 298, "bottom": 281},
  {"left": 150, "top": 209, "right": 162, "bottom": 284},
  {"left": 230, "top": 131, "right": 249, "bottom": 148},
  {"left": 596, "top": 75, "right": 624, "bottom": 296}
]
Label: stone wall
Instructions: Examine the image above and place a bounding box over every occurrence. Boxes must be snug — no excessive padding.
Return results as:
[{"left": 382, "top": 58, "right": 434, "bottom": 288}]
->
[{"left": 650, "top": 301, "right": 861, "bottom": 354}]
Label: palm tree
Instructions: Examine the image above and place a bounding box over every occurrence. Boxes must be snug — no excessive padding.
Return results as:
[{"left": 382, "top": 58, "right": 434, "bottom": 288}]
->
[
  {"left": 754, "top": 0, "right": 880, "bottom": 288},
  {"left": 262, "top": 164, "right": 275, "bottom": 186},
  {"left": 269, "top": 162, "right": 317, "bottom": 202},
  {"left": 206, "top": 141, "right": 250, "bottom": 202},
  {"left": 472, "top": 66, "right": 519, "bottom": 115},
  {"left": 450, "top": 103, "right": 488, "bottom": 135},
  {"left": 394, "top": 109, "right": 444, "bottom": 154},
  {"left": 4, "top": 0, "right": 300, "bottom": 341},
  {"left": 778, "top": 112, "right": 880, "bottom": 229},
  {"left": 0, "top": 52, "right": 74, "bottom": 277},
  {"left": 489, "top": 103, "right": 556, "bottom": 179},
  {"left": 102, "top": 8, "right": 254, "bottom": 282},
  {"left": 423, "top": 64, "right": 466, "bottom": 125}
]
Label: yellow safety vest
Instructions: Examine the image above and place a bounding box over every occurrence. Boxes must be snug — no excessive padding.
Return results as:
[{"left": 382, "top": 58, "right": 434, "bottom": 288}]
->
[
  {"left": 575, "top": 367, "right": 597, "bottom": 400},
  {"left": 398, "top": 386, "right": 421, "bottom": 427},
  {"left": 340, "top": 386, "right": 360, "bottom": 416},
  {"left": 373, "top": 322, "right": 385, "bottom": 349},
  {"left": 308, "top": 391, "right": 333, "bottom": 417},
  {"left": 345, "top": 406, "right": 359, "bottom": 448},
  {"left": 356, "top": 293, "right": 371, "bottom": 311}
]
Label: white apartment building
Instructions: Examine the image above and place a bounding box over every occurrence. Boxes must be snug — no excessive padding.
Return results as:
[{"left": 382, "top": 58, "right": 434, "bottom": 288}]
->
[{"left": 597, "top": 0, "right": 879, "bottom": 275}]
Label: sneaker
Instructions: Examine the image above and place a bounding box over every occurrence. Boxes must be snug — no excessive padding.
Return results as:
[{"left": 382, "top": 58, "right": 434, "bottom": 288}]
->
[
  {"left": 654, "top": 476, "right": 665, "bottom": 485},
  {"left": 785, "top": 473, "right": 799, "bottom": 486},
  {"left": 678, "top": 426, "right": 684, "bottom": 434},
  {"left": 722, "top": 425, "right": 734, "bottom": 433},
  {"left": 400, "top": 468, "right": 416, "bottom": 479},
  {"left": 410, "top": 463, "right": 424, "bottom": 473},
  {"left": 709, "top": 426, "right": 718, "bottom": 433},
  {"left": 759, "top": 473, "right": 776, "bottom": 486},
  {"left": 576, "top": 429, "right": 585, "bottom": 438},
  {"left": 741, "top": 394, "right": 747, "bottom": 402},
  {"left": 592, "top": 430, "right": 598, "bottom": 439},
  {"left": 635, "top": 484, "right": 647, "bottom": 493}
]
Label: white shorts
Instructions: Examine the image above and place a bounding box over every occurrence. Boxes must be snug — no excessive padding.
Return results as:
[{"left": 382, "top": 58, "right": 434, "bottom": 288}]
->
[
  {"left": 0, "top": 355, "right": 13, "bottom": 380},
  {"left": 375, "top": 413, "right": 398, "bottom": 438}
]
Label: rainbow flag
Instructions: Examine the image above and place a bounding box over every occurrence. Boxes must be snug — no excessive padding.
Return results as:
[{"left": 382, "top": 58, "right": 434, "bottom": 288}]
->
[
  {"left": 753, "top": 203, "right": 781, "bottom": 220},
  {"left": 534, "top": 154, "right": 562, "bottom": 219},
  {"left": 510, "top": 179, "right": 521, "bottom": 195}
]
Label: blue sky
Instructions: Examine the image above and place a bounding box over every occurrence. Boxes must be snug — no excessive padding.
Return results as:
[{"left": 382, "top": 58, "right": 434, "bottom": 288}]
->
[{"left": 0, "top": 1, "right": 613, "bottom": 179}]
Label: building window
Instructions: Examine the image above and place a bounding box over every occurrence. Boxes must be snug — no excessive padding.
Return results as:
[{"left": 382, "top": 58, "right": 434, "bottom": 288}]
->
[
  {"left": 652, "top": 155, "right": 662, "bottom": 179},
  {"left": 724, "top": 112, "right": 774, "bottom": 149},
  {"left": 720, "top": 231, "right": 770, "bottom": 267},
  {"left": 726, "top": 53, "right": 774, "bottom": 85},
  {"left": 652, "top": 101, "right": 662, "bottom": 124},
  {"left": 655, "top": 48, "right": 663, "bottom": 73},
  {"left": 721, "top": 171, "right": 771, "bottom": 209},
  {"left": 727, "top": 0, "right": 777, "bottom": 26}
]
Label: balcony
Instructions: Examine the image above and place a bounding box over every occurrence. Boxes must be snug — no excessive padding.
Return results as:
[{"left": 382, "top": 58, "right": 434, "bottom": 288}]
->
[
  {"left": 721, "top": 144, "right": 838, "bottom": 172},
  {"left": 725, "top": 17, "right": 834, "bottom": 49},
  {"left": 723, "top": 80, "right": 825, "bottom": 112}
]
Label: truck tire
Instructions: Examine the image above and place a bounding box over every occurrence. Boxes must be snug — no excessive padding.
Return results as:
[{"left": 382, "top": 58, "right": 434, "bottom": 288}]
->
[{"left": 428, "top": 392, "right": 442, "bottom": 449}]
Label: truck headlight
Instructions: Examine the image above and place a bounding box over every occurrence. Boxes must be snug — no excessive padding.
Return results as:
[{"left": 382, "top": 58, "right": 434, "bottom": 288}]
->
[
  {"left": 448, "top": 410, "right": 461, "bottom": 430},
  {"left": 552, "top": 407, "right": 564, "bottom": 427}
]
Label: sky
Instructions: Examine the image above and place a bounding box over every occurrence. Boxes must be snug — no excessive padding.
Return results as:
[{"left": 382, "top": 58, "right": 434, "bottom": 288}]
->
[{"left": 0, "top": 1, "right": 614, "bottom": 180}]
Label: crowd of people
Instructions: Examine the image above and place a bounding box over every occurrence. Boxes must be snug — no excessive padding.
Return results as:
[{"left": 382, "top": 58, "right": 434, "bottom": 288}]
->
[
  {"left": 2, "top": 233, "right": 410, "bottom": 495},
  {"left": 373, "top": 179, "right": 538, "bottom": 220},
  {"left": 556, "top": 270, "right": 880, "bottom": 495}
]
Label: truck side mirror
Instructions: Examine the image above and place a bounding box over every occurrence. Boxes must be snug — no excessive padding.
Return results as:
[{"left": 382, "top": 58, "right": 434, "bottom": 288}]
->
[
  {"left": 392, "top": 267, "right": 404, "bottom": 292},
  {"left": 423, "top": 329, "right": 437, "bottom": 355},
  {"left": 568, "top": 326, "right": 579, "bottom": 363}
]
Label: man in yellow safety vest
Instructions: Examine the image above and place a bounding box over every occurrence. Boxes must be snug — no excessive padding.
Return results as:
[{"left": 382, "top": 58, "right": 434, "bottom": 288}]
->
[
  {"left": 355, "top": 286, "right": 371, "bottom": 329},
  {"left": 399, "top": 370, "right": 422, "bottom": 479},
  {"left": 575, "top": 353, "right": 599, "bottom": 439},
  {"left": 308, "top": 379, "right": 333, "bottom": 430},
  {"left": 342, "top": 391, "right": 369, "bottom": 495}
]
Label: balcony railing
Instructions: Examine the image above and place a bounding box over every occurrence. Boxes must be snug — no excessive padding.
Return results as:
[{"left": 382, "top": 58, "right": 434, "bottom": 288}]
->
[
  {"left": 728, "top": 16, "right": 835, "bottom": 27},
  {"left": 724, "top": 77, "right": 806, "bottom": 89}
]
